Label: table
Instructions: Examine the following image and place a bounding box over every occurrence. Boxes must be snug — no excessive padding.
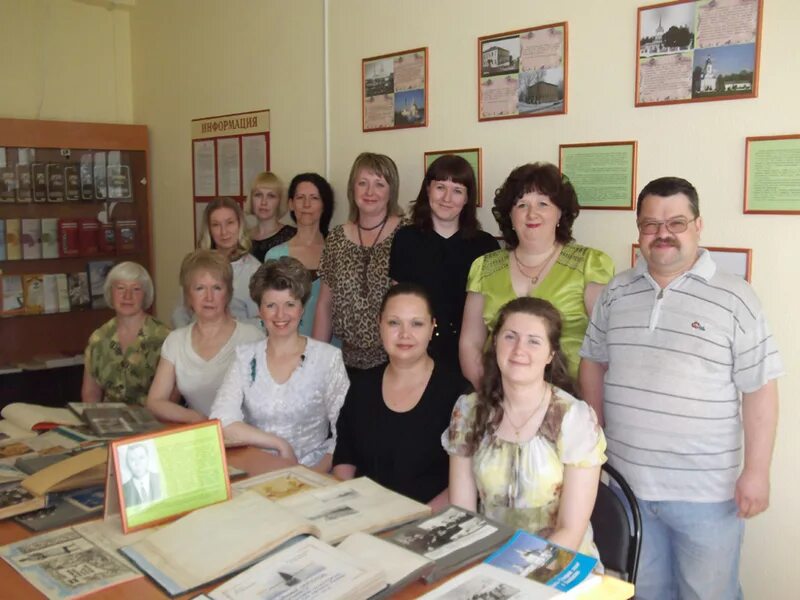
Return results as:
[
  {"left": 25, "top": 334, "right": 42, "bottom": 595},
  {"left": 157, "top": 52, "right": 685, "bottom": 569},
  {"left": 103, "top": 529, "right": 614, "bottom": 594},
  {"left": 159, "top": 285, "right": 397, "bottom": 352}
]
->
[{"left": 0, "top": 447, "right": 633, "bottom": 599}]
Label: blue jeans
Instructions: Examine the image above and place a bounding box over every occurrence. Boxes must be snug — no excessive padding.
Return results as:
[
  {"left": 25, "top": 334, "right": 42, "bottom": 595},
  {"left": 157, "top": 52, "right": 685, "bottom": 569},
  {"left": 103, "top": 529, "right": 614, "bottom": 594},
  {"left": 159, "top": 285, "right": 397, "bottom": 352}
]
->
[{"left": 636, "top": 498, "right": 744, "bottom": 600}]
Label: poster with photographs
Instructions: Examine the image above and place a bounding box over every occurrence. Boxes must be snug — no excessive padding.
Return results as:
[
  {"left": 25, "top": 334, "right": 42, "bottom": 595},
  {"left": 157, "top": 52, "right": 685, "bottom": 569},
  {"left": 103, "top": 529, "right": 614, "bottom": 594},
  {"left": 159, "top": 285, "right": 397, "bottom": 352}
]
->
[
  {"left": 632, "top": 243, "right": 752, "bottom": 280},
  {"left": 636, "top": 0, "right": 762, "bottom": 106},
  {"left": 478, "top": 23, "right": 567, "bottom": 121},
  {"left": 362, "top": 47, "right": 428, "bottom": 131}
]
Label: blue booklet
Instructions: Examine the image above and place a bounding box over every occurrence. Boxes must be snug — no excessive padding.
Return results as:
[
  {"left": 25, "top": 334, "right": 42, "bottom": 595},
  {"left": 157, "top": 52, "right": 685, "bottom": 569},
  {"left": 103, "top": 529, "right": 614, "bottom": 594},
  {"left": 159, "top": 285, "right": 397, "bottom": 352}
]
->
[{"left": 484, "top": 530, "right": 598, "bottom": 593}]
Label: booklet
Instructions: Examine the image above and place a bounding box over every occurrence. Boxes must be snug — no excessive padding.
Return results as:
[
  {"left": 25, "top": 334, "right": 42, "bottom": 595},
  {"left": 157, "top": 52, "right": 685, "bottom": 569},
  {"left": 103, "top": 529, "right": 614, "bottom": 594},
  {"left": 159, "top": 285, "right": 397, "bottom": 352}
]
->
[
  {"left": 231, "top": 465, "right": 336, "bottom": 500},
  {"left": 207, "top": 536, "right": 386, "bottom": 600},
  {"left": 0, "top": 527, "right": 142, "bottom": 599},
  {"left": 418, "top": 562, "right": 576, "bottom": 599},
  {"left": 384, "top": 505, "right": 515, "bottom": 583},
  {"left": 14, "top": 486, "right": 103, "bottom": 532}
]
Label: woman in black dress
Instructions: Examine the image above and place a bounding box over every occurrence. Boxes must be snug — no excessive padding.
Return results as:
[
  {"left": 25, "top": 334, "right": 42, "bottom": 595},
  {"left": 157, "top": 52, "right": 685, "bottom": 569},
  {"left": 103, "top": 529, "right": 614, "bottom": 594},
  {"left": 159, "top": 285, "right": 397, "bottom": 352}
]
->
[
  {"left": 389, "top": 155, "right": 498, "bottom": 380},
  {"left": 332, "top": 284, "right": 463, "bottom": 509}
]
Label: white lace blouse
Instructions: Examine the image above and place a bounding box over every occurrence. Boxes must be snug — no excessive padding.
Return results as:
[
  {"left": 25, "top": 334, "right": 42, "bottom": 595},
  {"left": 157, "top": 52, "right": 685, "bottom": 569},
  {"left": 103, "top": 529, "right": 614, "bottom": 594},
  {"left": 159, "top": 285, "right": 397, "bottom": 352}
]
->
[{"left": 209, "top": 338, "right": 349, "bottom": 466}]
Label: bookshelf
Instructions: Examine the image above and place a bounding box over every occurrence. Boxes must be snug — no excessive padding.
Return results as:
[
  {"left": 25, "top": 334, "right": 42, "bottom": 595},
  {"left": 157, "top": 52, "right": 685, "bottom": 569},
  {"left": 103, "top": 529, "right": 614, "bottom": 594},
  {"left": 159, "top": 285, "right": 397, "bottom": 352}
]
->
[{"left": 0, "top": 118, "right": 152, "bottom": 373}]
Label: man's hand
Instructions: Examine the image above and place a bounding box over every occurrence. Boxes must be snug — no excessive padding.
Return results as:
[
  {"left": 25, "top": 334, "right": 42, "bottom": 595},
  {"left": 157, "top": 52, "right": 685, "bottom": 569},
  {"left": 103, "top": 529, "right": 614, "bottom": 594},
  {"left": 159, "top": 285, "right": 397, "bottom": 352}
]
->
[{"left": 734, "top": 467, "right": 770, "bottom": 518}]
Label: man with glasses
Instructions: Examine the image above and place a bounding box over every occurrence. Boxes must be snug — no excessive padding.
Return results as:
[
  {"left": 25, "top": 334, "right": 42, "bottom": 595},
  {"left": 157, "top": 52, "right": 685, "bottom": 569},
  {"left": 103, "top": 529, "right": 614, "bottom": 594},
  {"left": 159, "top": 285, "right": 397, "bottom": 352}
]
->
[{"left": 579, "top": 177, "right": 782, "bottom": 599}]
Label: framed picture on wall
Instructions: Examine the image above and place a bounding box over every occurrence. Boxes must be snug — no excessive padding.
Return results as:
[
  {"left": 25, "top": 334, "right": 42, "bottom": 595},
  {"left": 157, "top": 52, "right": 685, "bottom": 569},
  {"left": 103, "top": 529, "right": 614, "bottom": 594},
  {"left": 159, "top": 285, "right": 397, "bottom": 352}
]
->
[
  {"left": 478, "top": 22, "right": 568, "bottom": 121},
  {"left": 423, "top": 148, "right": 483, "bottom": 206},
  {"left": 559, "top": 141, "right": 637, "bottom": 210},
  {"left": 636, "top": 0, "right": 763, "bottom": 107},
  {"left": 631, "top": 243, "right": 752, "bottom": 281},
  {"left": 744, "top": 134, "right": 800, "bottom": 214},
  {"left": 362, "top": 47, "right": 428, "bottom": 132}
]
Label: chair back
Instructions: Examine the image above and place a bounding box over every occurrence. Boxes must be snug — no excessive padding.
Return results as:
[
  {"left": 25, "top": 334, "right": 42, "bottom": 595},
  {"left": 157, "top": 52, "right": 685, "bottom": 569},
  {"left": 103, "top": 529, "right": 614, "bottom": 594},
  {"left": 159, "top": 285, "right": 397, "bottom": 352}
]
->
[{"left": 590, "top": 463, "right": 642, "bottom": 583}]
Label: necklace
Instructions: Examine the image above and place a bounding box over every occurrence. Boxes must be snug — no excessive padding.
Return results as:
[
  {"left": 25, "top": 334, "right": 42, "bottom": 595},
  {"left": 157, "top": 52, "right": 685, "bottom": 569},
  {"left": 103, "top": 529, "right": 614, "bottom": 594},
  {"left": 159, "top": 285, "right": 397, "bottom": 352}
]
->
[
  {"left": 357, "top": 216, "right": 388, "bottom": 231},
  {"left": 513, "top": 244, "right": 559, "bottom": 285},
  {"left": 356, "top": 216, "right": 389, "bottom": 293},
  {"left": 503, "top": 384, "right": 550, "bottom": 439}
]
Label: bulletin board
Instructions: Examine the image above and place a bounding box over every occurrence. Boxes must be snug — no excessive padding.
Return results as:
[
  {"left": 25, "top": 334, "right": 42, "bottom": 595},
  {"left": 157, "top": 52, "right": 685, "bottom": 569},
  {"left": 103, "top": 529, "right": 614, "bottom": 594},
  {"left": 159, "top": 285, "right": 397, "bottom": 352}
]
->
[{"left": 190, "top": 109, "right": 270, "bottom": 241}]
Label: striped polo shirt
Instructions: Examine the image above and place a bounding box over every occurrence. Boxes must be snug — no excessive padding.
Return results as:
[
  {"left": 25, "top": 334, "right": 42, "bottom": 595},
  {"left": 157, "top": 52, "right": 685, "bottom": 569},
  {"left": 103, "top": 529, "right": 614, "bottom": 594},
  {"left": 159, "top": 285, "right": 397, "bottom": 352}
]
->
[{"left": 580, "top": 249, "right": 783, "bottom": 502}]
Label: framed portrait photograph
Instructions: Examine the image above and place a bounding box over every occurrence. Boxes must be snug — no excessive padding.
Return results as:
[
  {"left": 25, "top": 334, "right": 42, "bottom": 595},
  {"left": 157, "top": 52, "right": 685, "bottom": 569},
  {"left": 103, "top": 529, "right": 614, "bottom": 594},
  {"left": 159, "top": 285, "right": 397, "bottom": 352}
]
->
[
  {"left": 478, "top": 22, "right": 567, "bottom": 121},
  {"left": 632, "top": 243, "right": 752, "bottom": 281},
  {"left": 362, "top": 47, "right": 428, "bottom": 132},
  {"left": 744, "top": 134, "right": 800, "bottom": 214},
  {"left": 636, "top": 0, "right": 763, "bottom": 107},
  {"left": 107, "top": 420, "right": 231, "bottom": 533},
  {"left": 559, "top": 141, "right": 637, "bottom": 210},
  {"left": 424, "top": 148, "right": 483, "bottom": 206}
]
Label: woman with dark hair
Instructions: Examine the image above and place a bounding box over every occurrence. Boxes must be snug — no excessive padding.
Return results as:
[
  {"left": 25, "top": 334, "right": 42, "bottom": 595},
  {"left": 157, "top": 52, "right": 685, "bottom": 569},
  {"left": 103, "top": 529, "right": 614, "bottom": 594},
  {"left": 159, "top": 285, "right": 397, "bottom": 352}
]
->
[
  {"left": 390, "top": 155, "right": 498, "bottom": 378},
  {"left": 459, "top": 162, "right": 613, "bottom": 389},
  {"left": 313, "top": 152, "right": 406, "bottom": 371},
  {"left": 265, "top": 173, "right": 335, "bottom": 337},
  {"left": 210, "top": 257, "right": 348, "bottom": 471},
  {"left": 332, "top": 284, "right": 463, "bottom": 508},
  {"left": 445, "top": 297, "right": 606, "bottom": 554}
]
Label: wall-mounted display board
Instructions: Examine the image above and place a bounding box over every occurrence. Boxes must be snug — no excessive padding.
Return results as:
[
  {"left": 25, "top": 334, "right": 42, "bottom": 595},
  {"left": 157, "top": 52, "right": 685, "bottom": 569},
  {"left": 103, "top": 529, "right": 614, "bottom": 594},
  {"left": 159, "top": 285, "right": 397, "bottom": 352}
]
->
[
  {"left": 636, "top": 0, "right": 762, "bottom": 106},
  {"left": 632, "top": 243, "right": 752, "bottom": 281},
  {"left": 191, "top": 110, "right": 270, "bottom": 240},
  {"left": 744, "top": 134, "right": 800, "bottom": 214},
  {"left": 559, "top": 141, "right": 637, "bottom": 210},
  {"left": 362, "top": 47, "right": 428, "bottom": 132},
  {"left": 0, "top": 117, "right": 152, "bottom": 366},
  {"left": 423, "top": 148, "right": 483, "bottom": 206},
  {"left": 478, "top": 22, "right": 567, "bottom": 121}
]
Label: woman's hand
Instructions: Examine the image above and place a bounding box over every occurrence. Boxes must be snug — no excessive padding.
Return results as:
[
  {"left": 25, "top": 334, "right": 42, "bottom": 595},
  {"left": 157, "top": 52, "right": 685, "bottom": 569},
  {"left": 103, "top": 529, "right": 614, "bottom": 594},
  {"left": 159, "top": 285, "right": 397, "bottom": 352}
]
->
[{"left": 278, "top": 441, "right": 299, "bottom": 464}]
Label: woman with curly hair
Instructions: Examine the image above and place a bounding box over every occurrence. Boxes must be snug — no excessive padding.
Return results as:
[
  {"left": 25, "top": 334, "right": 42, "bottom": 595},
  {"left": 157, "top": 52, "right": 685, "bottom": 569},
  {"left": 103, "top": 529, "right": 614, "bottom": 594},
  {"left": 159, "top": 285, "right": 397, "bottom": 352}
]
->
[
  {"left": 459, "top": 162, "right": 613, "bottom": 389},
  {"left": 445, "top": 297, "right": 606, "bottom": 554}
]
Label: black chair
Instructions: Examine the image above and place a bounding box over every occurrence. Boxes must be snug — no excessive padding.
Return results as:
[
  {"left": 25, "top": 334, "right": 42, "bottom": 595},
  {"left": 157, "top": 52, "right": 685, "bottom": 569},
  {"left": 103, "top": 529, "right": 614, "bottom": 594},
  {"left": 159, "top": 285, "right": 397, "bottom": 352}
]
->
[{"left": 590, "top": 463, "right": 642, "bottom": 584}]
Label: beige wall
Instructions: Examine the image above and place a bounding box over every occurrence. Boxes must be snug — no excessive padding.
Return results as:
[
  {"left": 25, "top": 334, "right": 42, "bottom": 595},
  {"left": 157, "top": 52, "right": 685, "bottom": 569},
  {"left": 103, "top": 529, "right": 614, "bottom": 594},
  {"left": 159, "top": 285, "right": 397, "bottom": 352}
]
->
[
  {"left": 1, "top": 0, "right": 798, "bottom": 594},
  {"left": 0, "top": 0, "right": 133, "bottom": 122},
  {"left": 326, "top": 0, "right": 798, "bottom": 595},
  {"left": 129, "top": 0, "right": 326, "bottom": 317}
]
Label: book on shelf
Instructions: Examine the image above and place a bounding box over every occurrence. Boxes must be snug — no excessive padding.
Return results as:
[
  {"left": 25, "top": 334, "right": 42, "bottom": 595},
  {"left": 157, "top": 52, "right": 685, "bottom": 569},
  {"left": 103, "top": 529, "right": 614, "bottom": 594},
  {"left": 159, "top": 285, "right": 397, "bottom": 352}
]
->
[
  {"left": 21, "top": 218, "right": 42, "bottom": 260},
  {"left": 64, "top": 163, "right": 80, "bottom": 201},
  {"left": 46, "top": 163, "right": 65, "bottom": 202},
  {"left": 80, "top": 152, "right": 94, "bottom": 201},
  {"left": 41, "top": 217, "right": 59, "bottom": 259},
  {"left": 0, "top": 403, "right": 83, "bottom": 432},
  {"left": 0, "top": 163, "right": 17, "bottom": 203},
  {"left": 58, "top": 219, "right": 80, "bottom": 257},
  {"left": 6, "top": 218, "right": 21, "bottom": 260},
  {"left": 42, "top": 275, "right": 60, "bottom": 314},
  {"left": 93, "top": 151, "right": 107, "bottom": 200},
  {"left": 0, "top": 219, "right": 6, "bottom": 260},
  {"left": 16, "top": 163, "right": 33, "bottom": 203},
  {"left": 0, "top": 526, "right": 142, "bottom": 600},
  {"left": 22, "top": 274, "right": 44, "bottom": 314},
  {"left": 55, "top": 273, "right": 70, "bottom": 312},
  {"left": 2, "top": 274, "right": 25, "bottom": 316},
  {"left": 206, "top": 535, "right": 389, "bottom": 600},
  {"left": 115, "top": 219, "right": 138, "bottom": 254},
  {"left": 120, "top": 477, "right": 430, "bottom": 596},
  {"left": 98, "top": 222, "right": 116, "bottom": 254},
  {"left": 384, "top": 505, "right": 516, "bottom": 583},
  {"left": 67, "top": 272, "right": 91, "bottom": 309},
  {"left": 32, "top": 163, "right": 47, "bottom": 202},
  {"left": 87, "top": 259, "right": 114, "bottom": 309},
  {"left": 78, "top": 218, "right": 99, "bottom": 256},
  {"left": 231, "top": 465, "right": 336, "bottom": 500}
]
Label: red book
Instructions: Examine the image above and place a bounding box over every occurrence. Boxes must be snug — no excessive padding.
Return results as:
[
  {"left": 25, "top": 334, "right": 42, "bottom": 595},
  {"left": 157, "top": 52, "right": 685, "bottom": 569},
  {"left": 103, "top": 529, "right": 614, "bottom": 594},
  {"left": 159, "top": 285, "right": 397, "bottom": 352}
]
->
[
  {"left": 58, "top": 219, "right": 80, "bottom": 257},
  {"left": 78, "top": 219, "right": 100, "bottom": 256},
  {"left": 98, "top": 222, "right": 116, "bottom": 255}
]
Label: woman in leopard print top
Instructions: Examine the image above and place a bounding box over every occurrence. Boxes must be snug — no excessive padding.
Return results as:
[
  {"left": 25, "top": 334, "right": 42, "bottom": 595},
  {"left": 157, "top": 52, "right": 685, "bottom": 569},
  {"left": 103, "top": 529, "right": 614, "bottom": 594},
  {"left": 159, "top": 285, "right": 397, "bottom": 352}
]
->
[{"left": 313, "top": 153, "right": 406, "bottom": 370}]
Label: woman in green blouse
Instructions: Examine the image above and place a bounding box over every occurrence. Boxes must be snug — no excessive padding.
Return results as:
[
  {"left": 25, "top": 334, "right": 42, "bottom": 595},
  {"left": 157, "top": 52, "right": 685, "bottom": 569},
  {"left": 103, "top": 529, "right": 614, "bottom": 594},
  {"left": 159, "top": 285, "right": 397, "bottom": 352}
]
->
[
  {"left": 459, "top": 162, "right": 614, "bottom": 389},
  {"left": 81, "top": 262, "right": 170, "bottom": 405}
]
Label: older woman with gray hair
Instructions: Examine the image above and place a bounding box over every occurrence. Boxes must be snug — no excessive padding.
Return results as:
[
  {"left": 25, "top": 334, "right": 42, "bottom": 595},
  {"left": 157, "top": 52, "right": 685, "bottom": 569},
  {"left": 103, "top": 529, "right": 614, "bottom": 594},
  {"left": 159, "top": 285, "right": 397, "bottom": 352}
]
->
[
  {"left": 210, "top": 256, "right": 348, "bottom": 471},
  {"left": 82, "top": 261, "right": 170, "bottom": 405}
]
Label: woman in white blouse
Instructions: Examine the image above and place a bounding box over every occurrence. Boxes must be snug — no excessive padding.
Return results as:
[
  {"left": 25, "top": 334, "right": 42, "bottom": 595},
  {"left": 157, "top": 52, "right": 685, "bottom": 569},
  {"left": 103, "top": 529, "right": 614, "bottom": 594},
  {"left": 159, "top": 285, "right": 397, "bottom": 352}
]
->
[
  {"left": 210, "top": 256, "right": 348, "bottom": 470},
  {"left": 147, "top": 250, "right": 264, "bottom": 422}
]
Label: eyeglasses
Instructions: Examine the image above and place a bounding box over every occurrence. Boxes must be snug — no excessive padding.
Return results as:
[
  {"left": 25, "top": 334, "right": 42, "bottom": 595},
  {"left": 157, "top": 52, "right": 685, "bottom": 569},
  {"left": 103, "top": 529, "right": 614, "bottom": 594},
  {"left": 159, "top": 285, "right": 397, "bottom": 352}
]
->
[{"left": 637, "top": 216, "right": 698, "bottom": 235}]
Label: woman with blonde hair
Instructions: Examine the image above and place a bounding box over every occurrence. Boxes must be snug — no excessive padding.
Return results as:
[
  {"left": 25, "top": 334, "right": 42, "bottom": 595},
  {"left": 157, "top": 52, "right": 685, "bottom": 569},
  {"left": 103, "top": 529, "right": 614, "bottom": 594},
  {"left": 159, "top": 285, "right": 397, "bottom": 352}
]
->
[
  {"left": 313, "top": 152, "right": 406, "bottom": 371},
  {"left": 149, "top": 250, "right": 264, "bottom": 423},
  {"left": 82, "top": 261, "right": 170, "bottom": 405},
  {"left": 247, "top": 172, "right": 296, "bottom": 262},
  {"left": 173, "top": 197, "right": 262, "bottom": 328}
]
